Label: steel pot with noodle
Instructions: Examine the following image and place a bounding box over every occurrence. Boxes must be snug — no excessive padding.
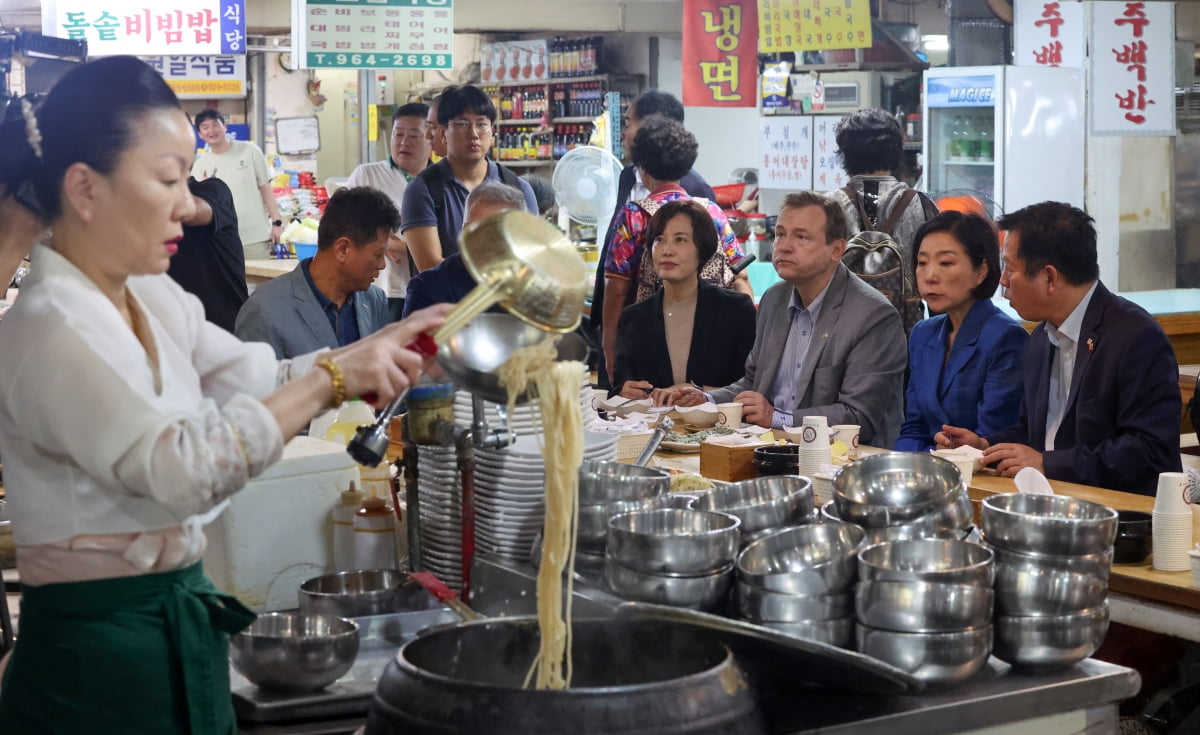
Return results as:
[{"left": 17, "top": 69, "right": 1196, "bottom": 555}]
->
[{"left": 365, "top": 617, "right": 766, "bottom": 735}]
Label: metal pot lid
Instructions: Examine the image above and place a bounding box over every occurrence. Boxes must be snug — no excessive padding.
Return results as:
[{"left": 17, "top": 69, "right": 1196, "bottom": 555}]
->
[{"left": 613, "top": 602, "right": 923, "bottom": 695}]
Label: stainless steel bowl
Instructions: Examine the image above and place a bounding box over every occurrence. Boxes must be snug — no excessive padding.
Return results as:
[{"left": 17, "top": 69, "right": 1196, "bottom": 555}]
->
[
  {"left": 856, "top": 623, "right": 992, "bottom": 689},
  {"left": 759, "top": 617, "right": 855, "bottom": 648},
  {"left": 606, "top": 509, "right": 740, "bottom": 576},
  {"left": 736, "top": 580, "right": 853, "bottom": 623},
  {"left": 833, "top": 452, "right": 962, "bottom": 526},
  {"left": 578, "top": 460, "right": 671, "bottom": 505},
  {"left": 299, "top": 569, "right": 409, "bottom": 618},
  {"left": 981, "top": 493, "right": 1118, "bottom": 557},
  {"left": 994, "top": 603, "right": 1110, "bottom": 671},
  {"left": 821, "top": 493, "right": 972, "bottom": 544},
  {"left": 984, "top": 542, "right": 1113, "bottom": 582},
  {"left": 994, "top": 562, "right": 1108, "bottom": 616},
  {"left": 603, "top": 559, "right": 734, "bottom": 612},
  {"left": 229, "top": 612, "right": 360, "bottom": 692},
  {"left": 855, "top": 580, "right": 994, "bottom": 633},
  {"left": 694, "top": 476, "right": 814, "bottom": 535},
  {"left": 858, "top": 539, "right": 994, "bottom": 587},
  {"left": 577, "top": 495, "right": 674, "bottom": 554},
  {"left": 736, "top": 522, "right": 865, "bottom": 596}
]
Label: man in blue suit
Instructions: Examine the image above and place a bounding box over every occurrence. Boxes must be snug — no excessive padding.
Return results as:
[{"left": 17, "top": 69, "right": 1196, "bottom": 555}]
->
[
  {"left": 235, "top": 187, "right": 393, "bottom": 359},
  {"left": 938, "top": 202, "right": 1181, "bottom": 496}
]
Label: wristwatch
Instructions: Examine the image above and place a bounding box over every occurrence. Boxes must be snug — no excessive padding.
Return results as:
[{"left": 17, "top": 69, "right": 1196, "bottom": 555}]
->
[{"left": 272, "top": 219, "right": 284, "bottom": 227}]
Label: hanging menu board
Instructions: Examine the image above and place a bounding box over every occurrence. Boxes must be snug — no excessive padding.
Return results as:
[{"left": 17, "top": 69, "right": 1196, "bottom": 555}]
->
[
  {"left": 292, "top": 0, "right": 453, "bottom": 70},
  {"left": 759, "top": 116, "right": 814, "bottom": 190},
  {"left": 756, "top": 0, "right": 872, "bottom": 53},
  {"left": 811, "top": 115, "right": 847, "bottom": 192}
]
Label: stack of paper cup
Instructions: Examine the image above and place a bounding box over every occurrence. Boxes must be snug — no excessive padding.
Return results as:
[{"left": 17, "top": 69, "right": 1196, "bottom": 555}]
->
[
  {"left": 1152, "top": 472, "right": 1193, "bottom": 572},
  {"left": 796, "top": 415, "right": 831, "bottom": 478}
]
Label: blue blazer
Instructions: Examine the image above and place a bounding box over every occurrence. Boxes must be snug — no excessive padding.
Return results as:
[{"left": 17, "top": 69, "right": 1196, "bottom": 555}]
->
[
  {"left": 988, "top": 282, "right": 1181, "bottom": 496},
  {"left": 895, "top": 299, "right": 1028, "bottom": 452},
  {"left": 234, "top": 259, "right": 389, "bottom": 359}
]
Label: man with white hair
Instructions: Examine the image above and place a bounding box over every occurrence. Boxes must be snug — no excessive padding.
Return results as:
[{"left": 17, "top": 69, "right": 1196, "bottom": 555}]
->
[{"left": 402, "top": 181, "right": 526, "bottom": 315}]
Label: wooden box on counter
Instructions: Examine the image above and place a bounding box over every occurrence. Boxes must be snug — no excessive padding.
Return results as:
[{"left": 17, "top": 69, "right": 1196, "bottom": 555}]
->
[{"left": 700, "top": 441, "right": 768, "bottom": 482}]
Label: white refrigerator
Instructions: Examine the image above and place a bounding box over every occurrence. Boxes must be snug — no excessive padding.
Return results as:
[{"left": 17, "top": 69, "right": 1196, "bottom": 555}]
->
[{"left": 922, "top": 65, "right": 1085, "bottom": 217}]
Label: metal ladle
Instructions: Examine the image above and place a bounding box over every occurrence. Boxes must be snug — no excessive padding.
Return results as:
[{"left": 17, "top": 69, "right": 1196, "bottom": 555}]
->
[{"left": 347, "top": 210, "right": 588, "bottom": 467}]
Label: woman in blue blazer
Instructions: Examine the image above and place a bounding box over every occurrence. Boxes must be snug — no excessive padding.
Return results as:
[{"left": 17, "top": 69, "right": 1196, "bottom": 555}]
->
[{"left": 895, "top": 212, "right": 1028, "bottom": 452}]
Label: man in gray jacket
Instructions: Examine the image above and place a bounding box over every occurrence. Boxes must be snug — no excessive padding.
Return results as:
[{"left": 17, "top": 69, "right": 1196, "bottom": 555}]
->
[
  {"left": 671, "top": 191, "right": 907, "bottom": 446},
  {"left": 235, "top": 187, "right": 393, "bottom": 358}
]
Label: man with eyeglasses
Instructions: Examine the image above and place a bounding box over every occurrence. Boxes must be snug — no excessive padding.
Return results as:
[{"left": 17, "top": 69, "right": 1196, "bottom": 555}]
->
[
  {"left": 400, "top": 85, "right": 537, "bottom": 272},
  {"left": 346, "top": 102, "right": 432, "bottom": 321},
  {"left": 937, "top": 201, "right": 1181, "bottom": 496}
]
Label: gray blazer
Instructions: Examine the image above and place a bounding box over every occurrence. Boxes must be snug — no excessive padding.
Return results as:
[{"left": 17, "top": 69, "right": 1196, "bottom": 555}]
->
[
  {"left": 234, "top": 261, "right": 389, "bottom": 359},
  {"left": 710, "top": 263, "right": 907, "bottom": 447}
]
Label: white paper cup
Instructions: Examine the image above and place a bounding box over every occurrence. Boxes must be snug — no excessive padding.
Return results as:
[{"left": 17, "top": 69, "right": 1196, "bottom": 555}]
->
[
  {"left": 716, "top": 402, "right": 744, "bottom": 427},
  {"left": 1190, "top": 550, "right": 1200, "bottom": 587},
  {"left": 830, "top": 424, "right": 860, "bottom": 450},
  {"left": 1155, "top": 472, "right": 1189, "bottom": 515},
  {"left": 1153, "top": 511, "right": 1193, "bottom": 571}
]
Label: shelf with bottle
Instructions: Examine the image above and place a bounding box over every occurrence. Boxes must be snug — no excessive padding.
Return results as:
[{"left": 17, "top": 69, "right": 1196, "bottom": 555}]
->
[{"left": 944, "top": 113, "right": 995, "bottom": 165}]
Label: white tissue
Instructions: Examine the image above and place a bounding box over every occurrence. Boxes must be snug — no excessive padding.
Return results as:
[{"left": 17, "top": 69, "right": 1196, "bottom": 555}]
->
[{"left": 1014, "top": 467, "right": 1055, "bottom": 495}]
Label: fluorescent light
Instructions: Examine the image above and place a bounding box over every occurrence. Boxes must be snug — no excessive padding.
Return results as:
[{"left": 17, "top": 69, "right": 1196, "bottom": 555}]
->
[{"left": 921, "top": 35, "right": 949, "bottom": 52}]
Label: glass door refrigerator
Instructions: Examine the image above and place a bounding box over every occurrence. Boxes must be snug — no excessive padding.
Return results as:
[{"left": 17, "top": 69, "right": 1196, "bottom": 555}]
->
[{"left": 922, "top": 65, "right": 1084, "bottom": 218}]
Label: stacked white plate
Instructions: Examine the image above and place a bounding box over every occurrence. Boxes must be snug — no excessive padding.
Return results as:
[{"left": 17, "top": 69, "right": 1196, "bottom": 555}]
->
[
  {"left": 451, "top": 380, "right": 592, "bottom": 438},
  {"left": 415, "top": 444, "right": 464, "bottom": 591},
  {"left": 474, "top": 431, "right": 618, "bottom": 560}
]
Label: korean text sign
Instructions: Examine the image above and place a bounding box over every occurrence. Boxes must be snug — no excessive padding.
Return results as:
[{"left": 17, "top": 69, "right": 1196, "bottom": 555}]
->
[
  {"left": 1089, "top": 1, "right": 1174, "bottom": 136},
  {"left": 294, "top": 0, "right": 453, "bottom": 69},
  {"left": 757, "top": 0, "right": 872, "bottom": 54},
  {"left": 1013, "top": 0, "right": 1085, "bottom": 68},
  {"left": 682, "top": 0, "right": 757, "bottom": 107},
  {"left": 142, "top": 55, "right": 247, "bottom": 99},
  {"left": 42, "top": 0, "right": 245, "bottom": 56},
  {"left": 760, "top": 117, "right": 814, "bottom": 190}
]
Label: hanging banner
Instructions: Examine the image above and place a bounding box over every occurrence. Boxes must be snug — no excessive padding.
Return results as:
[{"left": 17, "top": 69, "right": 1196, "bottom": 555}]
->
[
  {"left": 682, "top": 0, "right": 757, "bottom": 107},
  {"left": 1089, "top": 1, "right": 1175, "bottom": 136},
  {"left": 760, "top": 116, "right": 813, "bottom": 190},
  {"left": 1014, "top": 0, "right": 1086, "bottom": 68},
  {"left": 293, "top": 0, "right": 453, "bottom": 70},
  {"left": 42, "top": 0, "right": 245, "bottom": 56},
  {"left": 757, "top": 0, "right": 872, "bottom": 54},
  {"left": 142, "top": 55, "right": 246, "bottom": 99},
  {"left": 811, "top": 114, "right": 847, "bottom": 191}
]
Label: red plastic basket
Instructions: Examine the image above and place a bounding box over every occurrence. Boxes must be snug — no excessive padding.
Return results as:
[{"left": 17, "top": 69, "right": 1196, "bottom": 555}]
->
[{"left": 712, "top": 183, "right": 745, "bottom": 208}]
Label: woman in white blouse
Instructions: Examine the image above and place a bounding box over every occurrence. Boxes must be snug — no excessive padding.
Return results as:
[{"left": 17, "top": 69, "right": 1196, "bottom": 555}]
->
[{"left": 0, "top": 57, "right": 449, "bottom": 733}]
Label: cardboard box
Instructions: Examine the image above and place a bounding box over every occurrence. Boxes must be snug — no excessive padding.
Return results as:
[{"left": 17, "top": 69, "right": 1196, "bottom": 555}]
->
[{"left": 700, "top": 441, "right": 769, "bottom": 482}]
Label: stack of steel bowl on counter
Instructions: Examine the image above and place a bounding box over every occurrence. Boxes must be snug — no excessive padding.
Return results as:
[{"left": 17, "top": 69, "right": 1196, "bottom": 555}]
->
[
  {"left": 603, "top": 508, "right": 742, "bottom": 612},
  {"left": 855, "top": 539, "right": 995, "bottom": 688},
  {"left": 734, "top": 521, "right": 864, "bottom": 646},
  {"left": 693, "top": 475, "right": 816, "bottom": 548},
  {"left": 823, "top": 452, "right": 973, "bottom": 544},
  {"left": 981, "top": 493, "right": 1116, "bottom": 672},
  {"left": 575, "top": 461, "right": 673, "bottom": 577}
]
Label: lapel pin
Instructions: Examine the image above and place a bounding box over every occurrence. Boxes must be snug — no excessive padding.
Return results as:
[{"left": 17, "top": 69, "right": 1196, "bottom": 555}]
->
[
  {"left": 821, "top": 332, "right": 829, "bottom": 339},
  {"left": 1086, "top": 338, "right": 1095, "bottom": 352}
]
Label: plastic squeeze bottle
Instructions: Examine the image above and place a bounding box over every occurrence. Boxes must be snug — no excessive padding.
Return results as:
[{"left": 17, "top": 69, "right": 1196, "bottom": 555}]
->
[
  {"left": 353, "top": 496, "right": 398, "bottom": 570},
  {"left": 332, "top": 481, "right": 366, "bottom": 571}
]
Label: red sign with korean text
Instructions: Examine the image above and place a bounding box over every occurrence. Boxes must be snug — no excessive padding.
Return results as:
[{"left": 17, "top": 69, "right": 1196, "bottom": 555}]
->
[
  {"left": 1014, "top": 0, "right": 1085, "bottom": 68},
  {"left": 682, "top": 0, "right": 758, "bottom": 107},
  {"left": 1089, "top": 1, "right": 1175, "bottom": 136}
]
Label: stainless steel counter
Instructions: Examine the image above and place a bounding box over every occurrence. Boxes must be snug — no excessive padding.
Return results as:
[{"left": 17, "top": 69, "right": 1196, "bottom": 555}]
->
[{"left": 470, "top": 556, "right": 1141, "bottom": 735}]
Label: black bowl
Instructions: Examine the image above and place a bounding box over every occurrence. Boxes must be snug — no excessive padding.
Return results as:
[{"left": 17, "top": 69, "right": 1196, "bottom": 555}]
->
[
  {"left": 753, "top": 445, "right": 799, "bottom": 476},
  {"left": 1113, "top": 510, "right": 1152, "bottom": 564}
]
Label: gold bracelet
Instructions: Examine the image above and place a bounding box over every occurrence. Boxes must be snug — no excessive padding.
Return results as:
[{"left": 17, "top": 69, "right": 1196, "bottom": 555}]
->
[{"left": 316, "top": 358, "right": 346, "bottom": 407}]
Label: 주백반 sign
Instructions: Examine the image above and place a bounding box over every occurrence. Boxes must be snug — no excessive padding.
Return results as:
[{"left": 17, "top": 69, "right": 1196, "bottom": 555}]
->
[
  {"left": 42, "top": 0, "right": 246, "bottom": 56},
  {"left": 293, "top": 0, "right": 454, "bottom": 70}
]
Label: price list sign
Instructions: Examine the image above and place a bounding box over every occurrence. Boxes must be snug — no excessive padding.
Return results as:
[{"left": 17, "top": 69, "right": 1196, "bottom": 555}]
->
[
  {"left": 294, "top": 0, "right": 453, "bottom": 70},
  {"left": 756, "top": 0, "right": 872, "bottom": 53},
  {"left": 760, "top": 117, "right": 813, "bottom": 190}
]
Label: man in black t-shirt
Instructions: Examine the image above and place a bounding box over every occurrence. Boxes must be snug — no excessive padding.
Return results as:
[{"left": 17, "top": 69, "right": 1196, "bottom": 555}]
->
[{"left": 168, "top": 177, "right": 248, "bottom": 332}]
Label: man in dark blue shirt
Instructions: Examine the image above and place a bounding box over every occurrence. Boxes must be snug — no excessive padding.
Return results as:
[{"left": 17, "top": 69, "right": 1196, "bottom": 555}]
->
[
  {"left": 234, "top": 187, "right": 393, "bottom": 358},
  {"left": 403, "top": 181, "right": 527, "bottom": 316}
]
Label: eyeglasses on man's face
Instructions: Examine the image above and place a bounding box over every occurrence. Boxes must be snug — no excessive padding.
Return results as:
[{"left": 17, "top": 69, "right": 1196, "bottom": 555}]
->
[{"left": 448, "top": 118, "right": 493, "bottom": 134}]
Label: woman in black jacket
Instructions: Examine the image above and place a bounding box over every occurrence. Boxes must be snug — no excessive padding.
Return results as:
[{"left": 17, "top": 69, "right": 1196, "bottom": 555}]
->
[{"left": 613, "top": 199, "right": 757, "bottom": 405}]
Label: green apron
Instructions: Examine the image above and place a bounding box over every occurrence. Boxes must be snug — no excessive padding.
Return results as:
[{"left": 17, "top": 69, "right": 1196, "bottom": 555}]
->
[{"left": 0, "top": 562, "right": 256, "bottom": 734}]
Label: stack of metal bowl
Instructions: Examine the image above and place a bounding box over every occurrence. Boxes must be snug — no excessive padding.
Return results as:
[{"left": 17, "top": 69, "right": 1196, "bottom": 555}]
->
[
  {"left": 826, "top": 452, "right": 973, "bottom": 544},
  {"left": 603, "top": 509, "right": 741, "bottom": 612},
  {"left": 856, "top": 539, "right": 995, "bottom": 688},
  {"left": 734, "top": 522, "right": 864, "bottom": 646},
  {"left": 981, "top": 493, "right": 1116, "bottom": 672},
  {"left": 576, "top": 461, "right": 673, "bottom": 574},
  {"left": 230, "top": 612, "right": 360, "bottom": 693},
  {"left": 693, "top": 475, "right": 815, "bottom": 547}
]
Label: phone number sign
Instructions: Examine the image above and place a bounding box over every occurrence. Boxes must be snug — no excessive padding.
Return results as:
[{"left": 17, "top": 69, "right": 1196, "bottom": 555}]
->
[{"left": 294, "top": 0, "right": 453, "bottom": 69}]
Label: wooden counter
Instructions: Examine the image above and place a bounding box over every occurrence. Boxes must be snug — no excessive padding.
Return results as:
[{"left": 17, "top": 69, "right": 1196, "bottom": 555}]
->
[{"left": 244, "top": 258, "right": 299, "bottom": 285}]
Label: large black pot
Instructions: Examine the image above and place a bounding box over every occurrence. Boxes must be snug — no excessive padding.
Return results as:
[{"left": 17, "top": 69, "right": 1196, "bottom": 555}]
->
[{"left": 365, "top": 617, "right": 766, "bottom": 735}]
